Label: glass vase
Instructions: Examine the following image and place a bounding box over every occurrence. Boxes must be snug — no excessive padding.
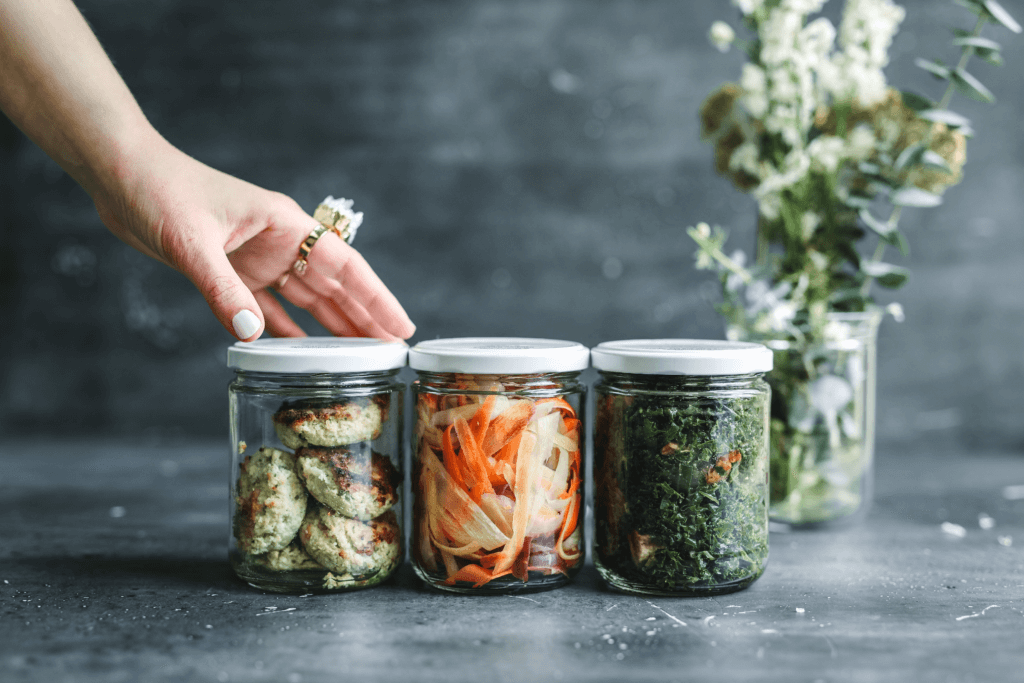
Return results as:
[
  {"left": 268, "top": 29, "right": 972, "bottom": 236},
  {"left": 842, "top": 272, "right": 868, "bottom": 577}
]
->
[{"left": 756, "top": 312, "right": 881, "bottom": 527}]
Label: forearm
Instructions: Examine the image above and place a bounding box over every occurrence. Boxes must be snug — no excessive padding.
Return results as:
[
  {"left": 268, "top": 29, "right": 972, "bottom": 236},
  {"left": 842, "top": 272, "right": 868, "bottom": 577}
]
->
[{"left": 0, "top": 0, "right": 159, "bottom": 196}]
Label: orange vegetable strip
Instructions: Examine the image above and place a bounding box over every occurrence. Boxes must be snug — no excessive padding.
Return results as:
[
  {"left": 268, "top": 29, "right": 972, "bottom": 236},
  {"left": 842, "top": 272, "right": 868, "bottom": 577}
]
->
[
  {"left": 481, "top": 400, "right": 533, "bottom": 457},
  {"left": 469, "top": 395, "right": 497, "bottom": 444},
  {"left": 442, "top": 425, "right": 467, "bottom": 491},
  {"left": 495, "top": 431, "right": 522, "bottom": 466},
  {"left": 421, "top": 443, "right": 509, "bottom": 551},
  {"left": 491, "top": 428, "right": 538, "bottom": 574},
  {"left": 443, "top": 564, "right": 513, "bottom": 588},
  {"left": 535, "top": 397, "right": 576, "bottom": 414},
  {"left": 512, "top": 536, "right": 532, "bottom": 583},
  {"left": 454, "top": 417, "right": 495, "bottom": 500}
]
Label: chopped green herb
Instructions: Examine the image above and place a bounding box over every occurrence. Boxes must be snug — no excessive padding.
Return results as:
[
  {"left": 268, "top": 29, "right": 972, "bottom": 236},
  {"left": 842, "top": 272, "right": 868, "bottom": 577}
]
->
[{"left": 595, "top": 382, "right": 769, "bottom": 593}]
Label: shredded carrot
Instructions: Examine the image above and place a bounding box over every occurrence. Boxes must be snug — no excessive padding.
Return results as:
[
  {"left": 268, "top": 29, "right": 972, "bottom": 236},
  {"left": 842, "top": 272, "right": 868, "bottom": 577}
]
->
[{"left": 415, "top": 391, "right": 583, "bottom": 588}]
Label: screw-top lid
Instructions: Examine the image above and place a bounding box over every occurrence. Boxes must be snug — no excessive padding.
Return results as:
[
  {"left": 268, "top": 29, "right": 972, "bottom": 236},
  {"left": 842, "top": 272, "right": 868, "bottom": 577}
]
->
[
  {"left": 227, "top": 337, "right": 408, "bottom": 373},
  {"left": 591, "top": 339, "right": 773, "bottom": 375},
  {"left": 408, "top": 337, "right": 589, "bottom": 374}
]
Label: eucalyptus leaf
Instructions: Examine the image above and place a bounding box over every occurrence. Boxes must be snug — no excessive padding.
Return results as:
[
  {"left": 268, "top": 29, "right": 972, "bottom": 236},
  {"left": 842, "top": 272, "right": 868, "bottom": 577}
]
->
[
  {"left": 917, "top": 109, "right": 971, "bottom": 128},
  {"left": 915, "top": 58, "right": 951, "bottom": 79},
  {"left": 843, "top": 194, "right": 874, "bottom": 210},
  {"left": 984, "top": 0, "right": 1022, "bottom": 33},
  {"left": 895, "top": 144, "right": 926, "bottom": 171},
  {"left": 900, "top": 91, "right": 934, "bottom": 111},
  {"left": 978, "top": 49, "right": 1004, "bottom": 66},
  {"left": 890, "top": 187, "right": 943, "bottom": 208},
  {"left": 861, "top": 261, "right": 910, "bottom": 289},
  {"left": 859, "top": 209, "right": 894, "bottom": 237},
  {"left": 921, "top": 150, "right": 953, "bottom": 173},
  {"left": 952, "top": 36, "right": 1002, "bottom": 50},
  {"left": 951, "top": 69, "right": 996, "bottom": 103},
  {"left": 858, "top": 162, "right": 882, "bottom": 176}
]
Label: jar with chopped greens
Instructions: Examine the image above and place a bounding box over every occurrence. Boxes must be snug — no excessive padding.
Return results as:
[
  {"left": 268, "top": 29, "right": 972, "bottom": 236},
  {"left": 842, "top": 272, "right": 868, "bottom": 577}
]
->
[
  {"left": 591, "top": 340, "right": 772, "bottom": 596},
  {"left": 227, "top": 338, "right": 406, "bottom": 593},
  {"left": 409, "top": 338, "right": 589, "bottom": 594}
]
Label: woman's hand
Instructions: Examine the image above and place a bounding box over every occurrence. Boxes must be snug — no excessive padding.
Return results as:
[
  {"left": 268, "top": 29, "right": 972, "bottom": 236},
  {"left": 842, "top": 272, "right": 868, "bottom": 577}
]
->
[{"left": 91, "top": 136, "right": 415, "bottom": 341}]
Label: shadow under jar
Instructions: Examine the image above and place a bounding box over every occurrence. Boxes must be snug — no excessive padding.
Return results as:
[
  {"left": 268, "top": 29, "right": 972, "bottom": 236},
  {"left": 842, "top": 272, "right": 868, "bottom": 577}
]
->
[
  {"left": 408, "top": 338, "right": 589, "bottom": 594},
  {"left": 227, "top": 338, "right": 406, "bottom": 593},
  {"left": 591, "top": 340, "right": 772, "bottom": 596}
]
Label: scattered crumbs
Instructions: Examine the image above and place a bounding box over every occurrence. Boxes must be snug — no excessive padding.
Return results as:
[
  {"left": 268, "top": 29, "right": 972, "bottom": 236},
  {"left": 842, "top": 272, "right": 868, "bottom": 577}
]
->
[
  {"left": 205, "top": 624, "right": 213, "bottom": 629},
  {"left": 645, "top": 617, "right": 656, "bottom": 621},
  {"left": 941, "top": 522, "right": 967, "bottom": 539},
  {"left": 978, "top": 514, "right": 995, "bottom": 530},
  {"left": 998, "top": 535, "right": 1013, "bottom": 547},
  {"left": 299, "top": 594, "right": 313, "bottom": 598},
  {"left": 615, "top": 653, "right": 625, "bottom": 661},
  {"left": 956, "top": 605, "right": 999, "bottom": 621},
  {"left": 795, "top": 608, "right": 806, "bottom": 614},
  {"left": 574, "top": 643, "right": 581, "bottom": 649},
  {"left": 256, "top": 608, "right": 296, "bottom": 616},
  {"left": 109, "top": 506, "right": 126, "bottom": 519},
  {"left": 238, "top": 441, "right": 248, "bottom": 455},
  {"left": 601, "top": 634, "right": 611, "bottom": 640},
  {"left": 512, "top": 595, "right": 540, "bottom": 605},
  {"left": 645, "top": 601, "right": 688, "bottom": 627},
  {"left": 737, "top": 610, "right": 757, "bottom": 614},
  {"left": 606, "top": 604, "right": 618, "bottom": 611},
  {"left": 725, "top": 605, "right": 742, "bottom": 608},
  {"left": 761, "top": 629, "right": 778, "bottom": 634},
  {"left": 223, "top": 601, "right": 234, "bottom": 605},
  {"left": 646, "top": 630, "right": 657, "bottom": 636},
  {"left": 703, "top": 616, "right": 715, "bottom": 625},
  {"left": 619, "top": 643, "right": 628, "bottom": 650},
  {"left": 607, "top": 638, "right": 615, "bottom": 645},
  {"left": 621, "top": 627, "right": 628, "bottom": 633},
  {"left": 264, "top": 607, "right": 278, "bottom": 612},
  {"left": 1002, "top": 485, "right": 1024, "bottom": 501}
]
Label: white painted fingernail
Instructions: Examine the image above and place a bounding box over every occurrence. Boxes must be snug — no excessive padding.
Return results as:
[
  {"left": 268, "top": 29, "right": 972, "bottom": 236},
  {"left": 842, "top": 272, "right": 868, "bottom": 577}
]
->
[{"left": 232, "top": 310, "right": 261, "bottom": 340}]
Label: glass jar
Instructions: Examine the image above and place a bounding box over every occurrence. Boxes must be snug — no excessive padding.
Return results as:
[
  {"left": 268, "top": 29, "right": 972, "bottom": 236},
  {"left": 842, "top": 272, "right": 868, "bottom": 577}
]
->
[
  {"left": 591, "top": 340, "right": 772, "bottom": 596},
  {"left": 226, "top": 338, "right": 406, "bottom": 593},
  {"left": 408, "top": 338, "right": 589, "bottom": 594},
  {"left": 761, "top": 311, "right": 881, "bottom": 526}
]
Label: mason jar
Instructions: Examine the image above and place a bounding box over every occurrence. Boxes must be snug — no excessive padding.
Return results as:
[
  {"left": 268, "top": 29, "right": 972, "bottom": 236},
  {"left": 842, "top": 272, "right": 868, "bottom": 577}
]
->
[
  {"left": 408, "top": 338, "right": 589, "bottom": 594},
  {"left": 226, "top": 338, "right": 406, "bottom": 593},
  {"left": 591, "top": 340, "right": 772, "bottom": 596}
]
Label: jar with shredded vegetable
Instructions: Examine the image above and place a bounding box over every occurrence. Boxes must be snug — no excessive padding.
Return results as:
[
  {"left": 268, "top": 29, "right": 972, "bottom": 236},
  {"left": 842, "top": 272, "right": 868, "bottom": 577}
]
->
[{"left": 408, "top": 338, "right": 588, "bottom": 593}]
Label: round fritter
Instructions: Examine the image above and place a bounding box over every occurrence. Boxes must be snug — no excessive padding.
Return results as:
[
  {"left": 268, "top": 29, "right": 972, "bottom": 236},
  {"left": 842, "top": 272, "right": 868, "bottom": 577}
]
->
[
  {"left": 233, "top": 447, "right": 307, "bottom": 555},
  {"left": 295, "top": 444, "right": 399, "bottom": 520},
  {"left": 254, "top": 540, "right": 323, "bottom": 572},
  {"left": 273, "top": 397, "right": 387, "bottom": 449},
  {"left": 298, "top": 506, "right": 401, "bottom": 580}
]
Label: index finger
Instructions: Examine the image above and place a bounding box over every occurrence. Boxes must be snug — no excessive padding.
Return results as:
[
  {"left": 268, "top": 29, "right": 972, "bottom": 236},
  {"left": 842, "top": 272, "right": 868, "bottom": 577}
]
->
[{"left": 306, "top": 233, "right": 416, "bottom": 339}]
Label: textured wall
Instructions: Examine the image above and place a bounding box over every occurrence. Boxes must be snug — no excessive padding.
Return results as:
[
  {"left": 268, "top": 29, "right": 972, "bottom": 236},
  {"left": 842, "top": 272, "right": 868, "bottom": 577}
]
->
[{"left": 1, "top": 0, "right": 1022, "bottom": 448}]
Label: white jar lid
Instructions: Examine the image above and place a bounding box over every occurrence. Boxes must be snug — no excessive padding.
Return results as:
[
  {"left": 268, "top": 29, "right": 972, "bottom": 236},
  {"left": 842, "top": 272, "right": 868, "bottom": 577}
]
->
[
  {"left": 591, "top": 339, "right": 773, "bottom": 375},
  {"left": 227, "top": 337, "right": 408, "bottom": 373},
  {"left": 409, "top": 337, "right": 589, "bottom": 374}
]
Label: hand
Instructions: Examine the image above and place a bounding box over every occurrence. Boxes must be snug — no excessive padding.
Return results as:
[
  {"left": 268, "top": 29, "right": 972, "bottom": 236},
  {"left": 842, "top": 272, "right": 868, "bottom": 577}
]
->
[{"left": 91, "top": 135, "right": 415, "bottom": 341}]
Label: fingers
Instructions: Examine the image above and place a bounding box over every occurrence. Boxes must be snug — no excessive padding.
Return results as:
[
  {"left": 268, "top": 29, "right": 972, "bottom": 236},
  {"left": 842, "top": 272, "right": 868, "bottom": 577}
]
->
[
  {"left": 189, "top": 249, "right": 266, "bottom": 341},
  {"left": 254, "top": 289, "right": 306, "bottom": 338},
  {"left": 275, "top": 274, "right": 363, "bottom": 338},
  {"left": 299, "top": 266, "right": 403, "bottom": 341},
  {"left": 305, "top": 233, "right": 416, "bottom": 339}
]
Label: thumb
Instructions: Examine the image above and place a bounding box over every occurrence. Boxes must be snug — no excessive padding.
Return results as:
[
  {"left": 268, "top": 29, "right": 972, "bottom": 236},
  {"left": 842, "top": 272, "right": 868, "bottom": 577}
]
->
[{"left": 190, "top": 249, "right": 266, "bottom": 341}]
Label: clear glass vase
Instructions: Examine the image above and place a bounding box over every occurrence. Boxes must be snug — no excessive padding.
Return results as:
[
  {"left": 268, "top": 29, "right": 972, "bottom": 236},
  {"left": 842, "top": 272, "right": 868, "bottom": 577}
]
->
[{"left": 756, "top": 312, "right": 881, "bottom": 527}]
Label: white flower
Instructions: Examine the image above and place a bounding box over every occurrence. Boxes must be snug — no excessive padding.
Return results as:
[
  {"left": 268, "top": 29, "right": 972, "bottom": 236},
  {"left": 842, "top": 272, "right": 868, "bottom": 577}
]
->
[
  {"left": 729, "top": 142, "right": 763, "bottom": 178},
  {"left": 801, "top": 211, "right": 822, "bottom": 240},
  {"left": 709, "top": 21, "right": 736, "bottom": 53},
  {"left": 826, "top": 0, "right": 905, "bottom": 105},
  {"left": 798, "top": 17, "right": 837, "bottom": 68},
  {"left": 733, "top": 0, "right": 764, "bottom": 15},
  {"left": 886, "top": 302, "right": 905, "bottom": 322},
  {"left": 847, "top": 125, "right": 876, "bottom": 160},
  {"left": 755, "top": 149, "right": 811, "bottom": 197},
  {"left": 739, "top": 64, "right": 769, "bottom": 118},
  {"left": 725, "top": 250, "right": 749, "bottom": 292},
  {"left": 758, "top": 193, "right": 782, "bottom": 220},
  {"left": 782, "top": 0, "right": 828, "bottom": 14},
  {"left": 807, "top": 135, "right": 846, "bottom": 172}
]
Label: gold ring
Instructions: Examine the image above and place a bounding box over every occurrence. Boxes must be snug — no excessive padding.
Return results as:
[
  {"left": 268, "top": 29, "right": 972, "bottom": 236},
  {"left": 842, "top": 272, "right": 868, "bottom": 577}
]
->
[
  {"left": 292, "top": 222, "right": 332, "bottom": 276},
  {"left": 273, "top": 272, "right": 290, "bottom": 290}
]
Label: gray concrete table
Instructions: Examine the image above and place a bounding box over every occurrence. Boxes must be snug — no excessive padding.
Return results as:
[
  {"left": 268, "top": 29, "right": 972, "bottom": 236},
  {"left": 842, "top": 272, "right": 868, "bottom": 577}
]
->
[{"left": 2, "top": 439, "right": 1022, "bottom": 683}]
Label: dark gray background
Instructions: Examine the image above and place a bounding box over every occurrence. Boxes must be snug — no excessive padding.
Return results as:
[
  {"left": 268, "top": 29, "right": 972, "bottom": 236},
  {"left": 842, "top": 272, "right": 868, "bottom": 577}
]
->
[{"left": 1, "top": 0, "right": 1022, "bottom": 448}]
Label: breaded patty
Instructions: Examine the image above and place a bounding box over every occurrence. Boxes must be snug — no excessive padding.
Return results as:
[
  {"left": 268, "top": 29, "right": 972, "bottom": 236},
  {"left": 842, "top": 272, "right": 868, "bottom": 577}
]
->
[
  {"left": 273, "top": 397, "right": 386, "bottom": 449},
  {"left": 254, "top": 540, "right": 323, "bottom": 572},
  {"left": 298, "top": 506, "right": 401, "bottom": 580},
  {"left": 234, "top": 447, "right": 308, "bottom": 555},
  {"left": 295, "top": 444, "right": 399, "bottom": 520}
]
